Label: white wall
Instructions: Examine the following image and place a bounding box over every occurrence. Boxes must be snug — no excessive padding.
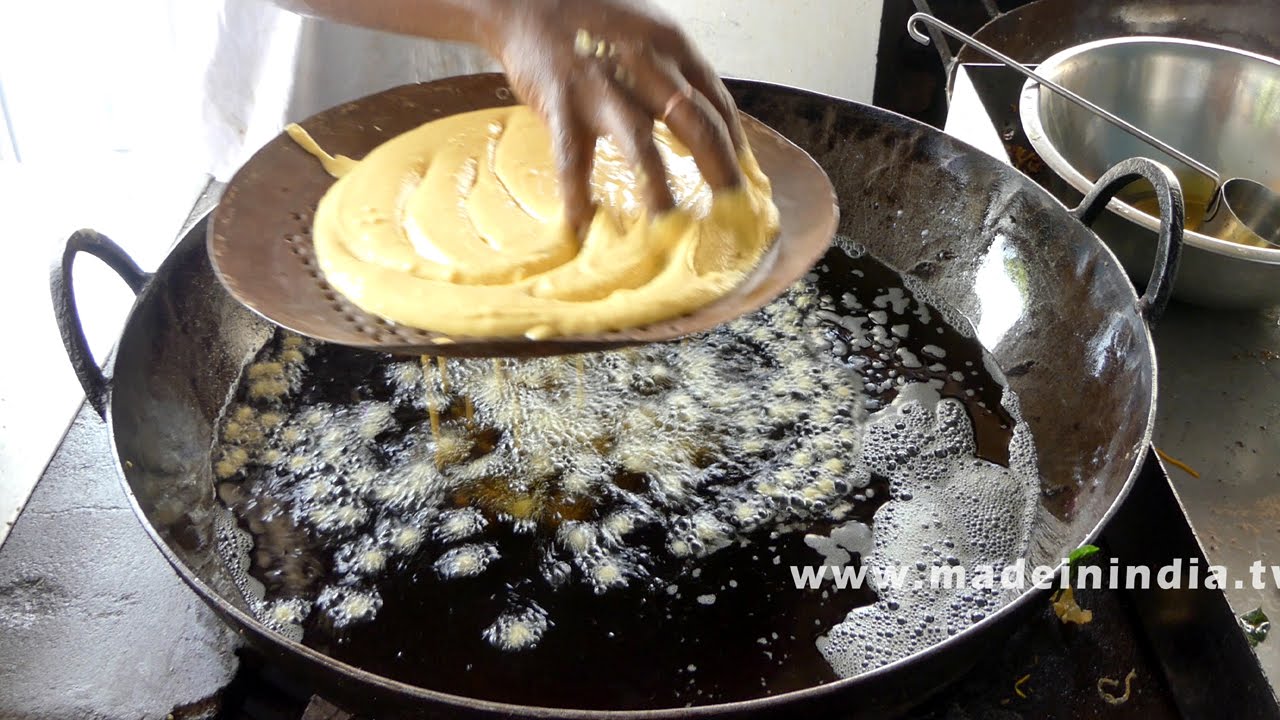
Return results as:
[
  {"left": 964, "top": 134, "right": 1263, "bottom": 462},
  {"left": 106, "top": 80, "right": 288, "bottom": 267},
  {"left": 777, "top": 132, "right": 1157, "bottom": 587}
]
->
[
  {"left": 654, "top": 0, "right": 884, "bottom": 102},
  {"left": 0, "top": 1, "right": 883, "bottom": 172}
]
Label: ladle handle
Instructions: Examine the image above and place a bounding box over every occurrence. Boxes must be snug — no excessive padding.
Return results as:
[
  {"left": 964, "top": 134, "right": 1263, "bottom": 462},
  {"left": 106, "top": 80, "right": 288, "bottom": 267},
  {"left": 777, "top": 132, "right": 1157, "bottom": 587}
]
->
[
  {"left": 1072, "top": 158, "right": 1185, "bottom": 324},
  {"left": 50, "top": 230, "right": 152, "bottom": 420},
  {"left": 906, "top": 13, "right": 1221, "bottom": 184}
]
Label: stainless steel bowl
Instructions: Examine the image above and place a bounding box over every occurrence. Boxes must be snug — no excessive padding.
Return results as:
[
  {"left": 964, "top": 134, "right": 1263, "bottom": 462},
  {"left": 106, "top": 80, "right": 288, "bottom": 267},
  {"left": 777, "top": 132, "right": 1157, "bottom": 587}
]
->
[{"left": 1021, "top": 37, "right": 1280, "bottom": 308}]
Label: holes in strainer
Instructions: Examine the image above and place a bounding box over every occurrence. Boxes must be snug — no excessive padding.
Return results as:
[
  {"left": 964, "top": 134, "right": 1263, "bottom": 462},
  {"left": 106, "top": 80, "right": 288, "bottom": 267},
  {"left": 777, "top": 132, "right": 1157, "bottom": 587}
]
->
[
  {"left": 344, "top": 314, "right": 357, "bottom": 323},
  {"left": 323, "top": 291, "right": 338, "bottom": 302},
  {"left": 348, "top": 324, "right": 387, "bottom": 342}
]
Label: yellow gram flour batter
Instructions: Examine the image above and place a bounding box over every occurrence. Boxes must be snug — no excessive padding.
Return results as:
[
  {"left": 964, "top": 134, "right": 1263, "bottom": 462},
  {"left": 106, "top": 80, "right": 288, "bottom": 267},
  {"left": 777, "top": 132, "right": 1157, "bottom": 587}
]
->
[{"left": 286, "top": 105, "right": 779, "bottom": 339}]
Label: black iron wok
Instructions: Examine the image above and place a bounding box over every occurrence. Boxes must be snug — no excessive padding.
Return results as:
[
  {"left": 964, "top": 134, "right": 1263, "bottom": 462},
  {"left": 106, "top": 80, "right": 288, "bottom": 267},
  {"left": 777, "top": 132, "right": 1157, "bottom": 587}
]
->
[{"left": 51, "top": 77, "right": 1183, "bottom": 719}]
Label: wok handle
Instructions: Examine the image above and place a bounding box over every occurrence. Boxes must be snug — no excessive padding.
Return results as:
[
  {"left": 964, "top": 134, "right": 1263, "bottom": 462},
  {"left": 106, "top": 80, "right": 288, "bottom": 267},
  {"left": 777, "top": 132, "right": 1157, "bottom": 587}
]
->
[
  {"left": 1071, "top": 158, "right": 1185, "bottom": 324},
  {"left": 50, "top": 230, "right": 152, "bottom": 420}
]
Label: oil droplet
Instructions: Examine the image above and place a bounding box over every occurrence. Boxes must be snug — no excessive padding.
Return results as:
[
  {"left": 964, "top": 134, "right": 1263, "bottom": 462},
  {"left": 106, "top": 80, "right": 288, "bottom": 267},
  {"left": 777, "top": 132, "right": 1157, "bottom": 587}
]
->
[
  {"left": 575, "top": 354, "right": 586, "bottom": 408},
  {"left": 437, "top": 355, "right": 450, "bottom": 393}
]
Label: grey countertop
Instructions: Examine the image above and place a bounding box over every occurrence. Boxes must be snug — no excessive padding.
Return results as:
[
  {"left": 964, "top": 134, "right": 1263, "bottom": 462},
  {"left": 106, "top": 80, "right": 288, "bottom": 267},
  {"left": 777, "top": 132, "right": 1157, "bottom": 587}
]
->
[
  {"left": 1151, "top": 303, "right": 1280, "bottom": 681},
  {"left": 0, "top": 400, "right": 240, "bottom": 720}
]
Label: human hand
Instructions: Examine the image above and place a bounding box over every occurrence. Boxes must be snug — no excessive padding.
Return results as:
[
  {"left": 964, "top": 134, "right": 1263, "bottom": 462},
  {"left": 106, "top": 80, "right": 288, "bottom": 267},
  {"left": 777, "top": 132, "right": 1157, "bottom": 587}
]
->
[{"left": 479, "top": 0, "right": 746, "bottom": 230}]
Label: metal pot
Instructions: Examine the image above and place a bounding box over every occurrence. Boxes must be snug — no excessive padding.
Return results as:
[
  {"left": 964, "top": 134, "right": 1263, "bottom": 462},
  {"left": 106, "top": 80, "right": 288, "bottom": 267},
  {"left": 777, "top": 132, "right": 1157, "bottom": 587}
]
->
[
  {"left": 1020, "top": 36, "right": 1280, "bottom": 308},
  {"left": 927, "top": 0, "right": 1280, "bottom": 308},
  {"left": 51, "top": 76, "right": 1183, "bottom": 718}
]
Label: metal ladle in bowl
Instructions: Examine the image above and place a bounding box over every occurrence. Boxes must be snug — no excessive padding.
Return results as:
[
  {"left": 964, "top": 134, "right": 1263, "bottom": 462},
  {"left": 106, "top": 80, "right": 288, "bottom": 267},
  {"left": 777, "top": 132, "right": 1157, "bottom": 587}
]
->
[{"left": 907, "top": 12, "right": 1280, "bottom": 250}]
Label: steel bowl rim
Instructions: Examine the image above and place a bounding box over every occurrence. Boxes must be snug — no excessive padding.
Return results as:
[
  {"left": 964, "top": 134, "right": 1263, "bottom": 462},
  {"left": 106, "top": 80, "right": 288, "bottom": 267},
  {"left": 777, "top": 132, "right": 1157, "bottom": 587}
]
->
[{"left": 1020, "top": 35, "right": 1280, "bottom": 265}]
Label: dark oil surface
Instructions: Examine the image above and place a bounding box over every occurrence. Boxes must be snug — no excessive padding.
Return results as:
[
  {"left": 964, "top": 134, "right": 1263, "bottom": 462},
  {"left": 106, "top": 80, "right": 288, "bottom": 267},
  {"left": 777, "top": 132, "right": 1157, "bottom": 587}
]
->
[{"left": 218, "top": 246, "right": 1017, "bottom": 710}]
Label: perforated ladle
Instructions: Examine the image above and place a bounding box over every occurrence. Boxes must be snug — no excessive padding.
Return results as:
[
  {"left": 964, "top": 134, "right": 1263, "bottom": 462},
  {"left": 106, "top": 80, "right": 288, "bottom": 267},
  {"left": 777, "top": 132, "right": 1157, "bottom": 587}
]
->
[
  {"left": 209, "top": 76, "right": 838, "bottom": 358},
  {"left": 908, "top": 12, "right": 1280, "bottom": 249}
]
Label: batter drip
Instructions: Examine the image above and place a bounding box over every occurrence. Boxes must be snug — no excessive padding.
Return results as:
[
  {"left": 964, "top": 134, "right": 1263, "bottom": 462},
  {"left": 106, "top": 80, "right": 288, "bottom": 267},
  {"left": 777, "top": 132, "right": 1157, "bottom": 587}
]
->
[{"left": 287, "top": 106, "right": 780, "bottom": 339}]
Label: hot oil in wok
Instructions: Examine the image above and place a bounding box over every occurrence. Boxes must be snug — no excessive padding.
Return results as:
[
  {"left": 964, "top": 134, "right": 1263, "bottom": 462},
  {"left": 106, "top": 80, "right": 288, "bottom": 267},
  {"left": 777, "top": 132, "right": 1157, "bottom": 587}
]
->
[{"left": 212, "top": 239, "right": 1035, "bottom": 709}]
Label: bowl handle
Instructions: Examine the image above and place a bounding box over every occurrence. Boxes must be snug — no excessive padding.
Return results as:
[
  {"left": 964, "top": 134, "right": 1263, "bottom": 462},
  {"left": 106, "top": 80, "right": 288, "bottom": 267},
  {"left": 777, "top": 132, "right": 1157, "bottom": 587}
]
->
[
  {"left": 50, "top": 230, "right": 152, "bottom": 420},
  {"left": 1070, "top": 158, "right": 1185, "bottom": 325}
]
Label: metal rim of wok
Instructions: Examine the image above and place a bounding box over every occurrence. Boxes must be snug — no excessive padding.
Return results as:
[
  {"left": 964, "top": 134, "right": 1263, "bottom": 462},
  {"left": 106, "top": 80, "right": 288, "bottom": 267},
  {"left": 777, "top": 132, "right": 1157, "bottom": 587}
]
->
[
  {"left": 51, "top": 76, "right": 1185, "bottom": 719},
  {"left": 1020, "top": 36, "right": 1280, "bottom": 266}
]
